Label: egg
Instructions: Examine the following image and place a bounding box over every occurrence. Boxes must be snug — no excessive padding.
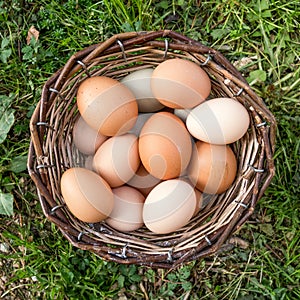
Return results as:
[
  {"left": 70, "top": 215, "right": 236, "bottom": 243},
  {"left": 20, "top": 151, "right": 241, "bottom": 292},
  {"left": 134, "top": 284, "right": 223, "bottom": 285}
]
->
[
  {"left": 186, "top": 97, "right": 250, "bottom": 144},
  {"left": 151, "top": 58, "right": 211, "bottom": 109},
  {"left": 188, "top": 141, "right": 237, "bottom": 194},
  {"left": 193, "top": 188, "right": 204, "bottom": 217},
  {"left": 121, "top": 68, "right": 165, "bottom": 112},
  {"left": 127, "top": 164, "right": 161, "bottom": 196},
  {"left": 84, "top": 155, "right": 95, "bottom": 171},
  {"left": 179, "top": 176, "right": 203, "bottom": 217},
  {"left": 105, "top": 186, "right": 145, "bottom": 232},
  {"left": 143, "top": 179, "right": 196, "bottom": 234},
  {"left": 128, "top": 112, "right": 154, "bottom": 136},
  {"left": 139, "top": 112, "right": 192, "bottom": 180},
  {"left": 93, "top": 133, "right": 140, "bottom": 187},
  {"left": 174, "top": 108, "right": 191, "bottom": 122},
  {"left": 60, "top": 167, "right": 114, "bottom": 223},
  {"left": 76, "top": 76, "right": 138, "bottom": 136},
  {"left": 73, "top": 116, "right": 107, "bottom": 155}
]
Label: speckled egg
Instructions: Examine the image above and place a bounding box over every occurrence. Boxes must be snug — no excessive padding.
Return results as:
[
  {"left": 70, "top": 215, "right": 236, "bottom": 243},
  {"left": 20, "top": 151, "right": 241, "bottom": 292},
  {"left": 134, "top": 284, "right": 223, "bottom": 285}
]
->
[{"left": 77, "top": 76, "right": 138, "bottom": 136}]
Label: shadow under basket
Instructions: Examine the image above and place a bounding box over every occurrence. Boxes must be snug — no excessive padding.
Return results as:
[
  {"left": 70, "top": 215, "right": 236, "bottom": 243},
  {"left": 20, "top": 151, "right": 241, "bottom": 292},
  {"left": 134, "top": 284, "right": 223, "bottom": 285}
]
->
[{"left": 27, "top": 30, "right": 276, "bottom": 269}]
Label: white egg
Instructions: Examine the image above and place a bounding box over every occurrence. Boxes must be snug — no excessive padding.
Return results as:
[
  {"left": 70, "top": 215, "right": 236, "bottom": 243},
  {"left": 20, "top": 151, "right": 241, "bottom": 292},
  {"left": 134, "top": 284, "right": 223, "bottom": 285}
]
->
[
  {"left": 143, "top": 179, "right": 196, "bottom": 234},
  {"left": 186, "top": 97, "right": 250, "bottom": 144},
  {"left": 121, "top": 68, "right": 164, "bottom": 112}
]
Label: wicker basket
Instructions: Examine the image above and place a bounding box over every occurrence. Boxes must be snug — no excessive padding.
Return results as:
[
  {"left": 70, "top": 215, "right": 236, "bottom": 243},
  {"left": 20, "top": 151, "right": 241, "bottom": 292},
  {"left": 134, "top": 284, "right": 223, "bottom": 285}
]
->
[{"left": 27, "top": 30, "right": 276, "bottom": 269}]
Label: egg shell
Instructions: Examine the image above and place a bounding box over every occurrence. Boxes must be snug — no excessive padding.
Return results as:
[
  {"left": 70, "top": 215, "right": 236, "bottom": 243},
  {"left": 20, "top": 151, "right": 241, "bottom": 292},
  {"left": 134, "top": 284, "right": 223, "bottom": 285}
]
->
[
  {"left": 151, "top": 58, "right": 211, "bottom": 109},
  {"left": 139, "top": 112, "right": 192, "bottom": 180},
  {"left": 93, "top": 133, "right": 140, "bottom": 187},
  {"left": 188, "top": 141, "right": 237, "bottom": 194},
  {"left": 73, "top": 116, "right": 107, "bottom": 155},
  {"left": 174, "top": 108, "right": 191, "bottom": 122},
  {"left": 121, "top": 68, "right": 165, "bottom": 112},
  {"left": 128, "top": 112, "right": 154, "bottom": 136},
  {"left": 84, "top": 155, "right": 95, "bottom": 171},
  {"left": 60, "top": 168, "right": 114, "bottom": 223},
  {"left": 179, "top": 176, "right": 203, "bottom": 217},
  {"left": 193, "top": 188, "right": 204, "bottom": 217},
  {"left": 106, "top": 186, "right": 145, "bottom": 232},
  {"left": 127, "top": 164, "right": 161, "bottom": 196},
  {"left": 186, "top": 97, "right": 250, "bottom": 144},
  {"left": 143, "top": 179, "right": 196, "bottom": 234},
  {"left": 76, "top": 76, "right": 138, "bottom": 136}
]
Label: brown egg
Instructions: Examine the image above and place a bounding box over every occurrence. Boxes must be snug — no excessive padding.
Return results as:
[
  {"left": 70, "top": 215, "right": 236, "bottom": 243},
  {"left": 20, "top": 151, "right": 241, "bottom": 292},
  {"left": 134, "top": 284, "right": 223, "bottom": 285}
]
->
[
  {"left": 151, "top": 58, "right": 211, "bottom": 109},
  {"left": 76, "top": 76, "right": 138, "bottom": 136},
  {"left": 60, "top": 168, "right": 114, "bottom": 223},
  {"left": 93, "top": 133, "right": 140, "bottom": 187},
  {"left": 127, "top": 164, "right": 161, "bottom": 196},
  {"left": 106, "top": 186, "right": 145, "bottom": 232},
  {"left": 73, "top": 116, "right": 107, "bottom": 155},
  {"left": 188, "top": 141, "right": 237, "bottom": 194},
  {"left": 139, "top": 112, "right": 192, "bottom": 180}
]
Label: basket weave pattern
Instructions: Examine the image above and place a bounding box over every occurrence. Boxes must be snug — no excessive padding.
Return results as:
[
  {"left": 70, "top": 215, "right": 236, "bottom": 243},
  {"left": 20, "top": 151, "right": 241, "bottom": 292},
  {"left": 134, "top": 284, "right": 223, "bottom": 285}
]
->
[{"left": 28, "top": 30, "right": 276, "bottom": 268}]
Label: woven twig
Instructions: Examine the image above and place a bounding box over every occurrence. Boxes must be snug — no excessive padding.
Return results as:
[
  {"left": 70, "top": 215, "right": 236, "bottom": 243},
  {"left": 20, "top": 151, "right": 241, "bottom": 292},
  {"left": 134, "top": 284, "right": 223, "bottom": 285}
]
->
[{"left": 27, "top": 30, "right": 276, "bottom": 269}]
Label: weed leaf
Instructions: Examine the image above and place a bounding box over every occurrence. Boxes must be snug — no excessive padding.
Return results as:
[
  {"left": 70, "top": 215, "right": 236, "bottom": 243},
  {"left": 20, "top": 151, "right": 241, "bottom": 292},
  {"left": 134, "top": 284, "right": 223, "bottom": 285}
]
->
[
  {"left": 0, "top": 48, "right": 12, "bottom": 64},
  {"left": 0, "top": 37, "right": 12, "bottom": 63},
  {"left": 0, "top": 108, "right": 15, "bottom": 144},
  {"left": 247, "top": 70, "right": 267, "bottom": 84},
  {"left": 9, "top": 155, "right": 28, "bottom": 173},
  {"left": 158, "top": 1, "right": 169, "bottom": 9},
  {"left": 22, "top": 45, "right": 34, "bottom": 60},
  {"left": 1, "top": 37, "right": 10, "bottom": 49},
  {"left": 259, "top": 223, "right": 275, "bottom": 236},
  {"left": 211, "top": 28, "right": 230, "bottom": 40},
  {"left": 0, "top": 190, "right": 14, "bottom": 216},
  {"left": 117, "top": 275, "right": 125, "bottom": 288},
  {"left": 0, "top": 94, "right": 15, "bottom": 144},
  {"left": 259, "top": 0, "right": 269, "bottom": 11}
]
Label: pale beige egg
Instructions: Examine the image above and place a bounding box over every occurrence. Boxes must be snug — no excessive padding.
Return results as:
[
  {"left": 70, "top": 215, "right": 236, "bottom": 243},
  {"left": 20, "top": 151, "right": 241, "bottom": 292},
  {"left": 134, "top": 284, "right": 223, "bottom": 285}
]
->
[
  {"left": 121, "top": 68, "right": 165, "bottom": 112},
  {"left": 127, "top": 164, "right": 161, "bottom": 196},
  {"left": 106, "top": 186, "right": 145, "bottom": 232},
  {"left": 73, "top": 116, "right": 107, "bottom": 155},
  {"left": 174, "top": 108, "right": 191, "bottom": 122},
  {"left": 128, "top": 112, "right": 154, "bottom": 136}
]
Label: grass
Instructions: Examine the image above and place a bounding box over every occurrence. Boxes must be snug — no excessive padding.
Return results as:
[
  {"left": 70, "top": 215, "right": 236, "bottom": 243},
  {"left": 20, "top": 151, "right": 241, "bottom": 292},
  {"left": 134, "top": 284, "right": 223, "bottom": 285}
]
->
[{"left": 0, "top": 0, "right": 299, "bottom": 299}]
